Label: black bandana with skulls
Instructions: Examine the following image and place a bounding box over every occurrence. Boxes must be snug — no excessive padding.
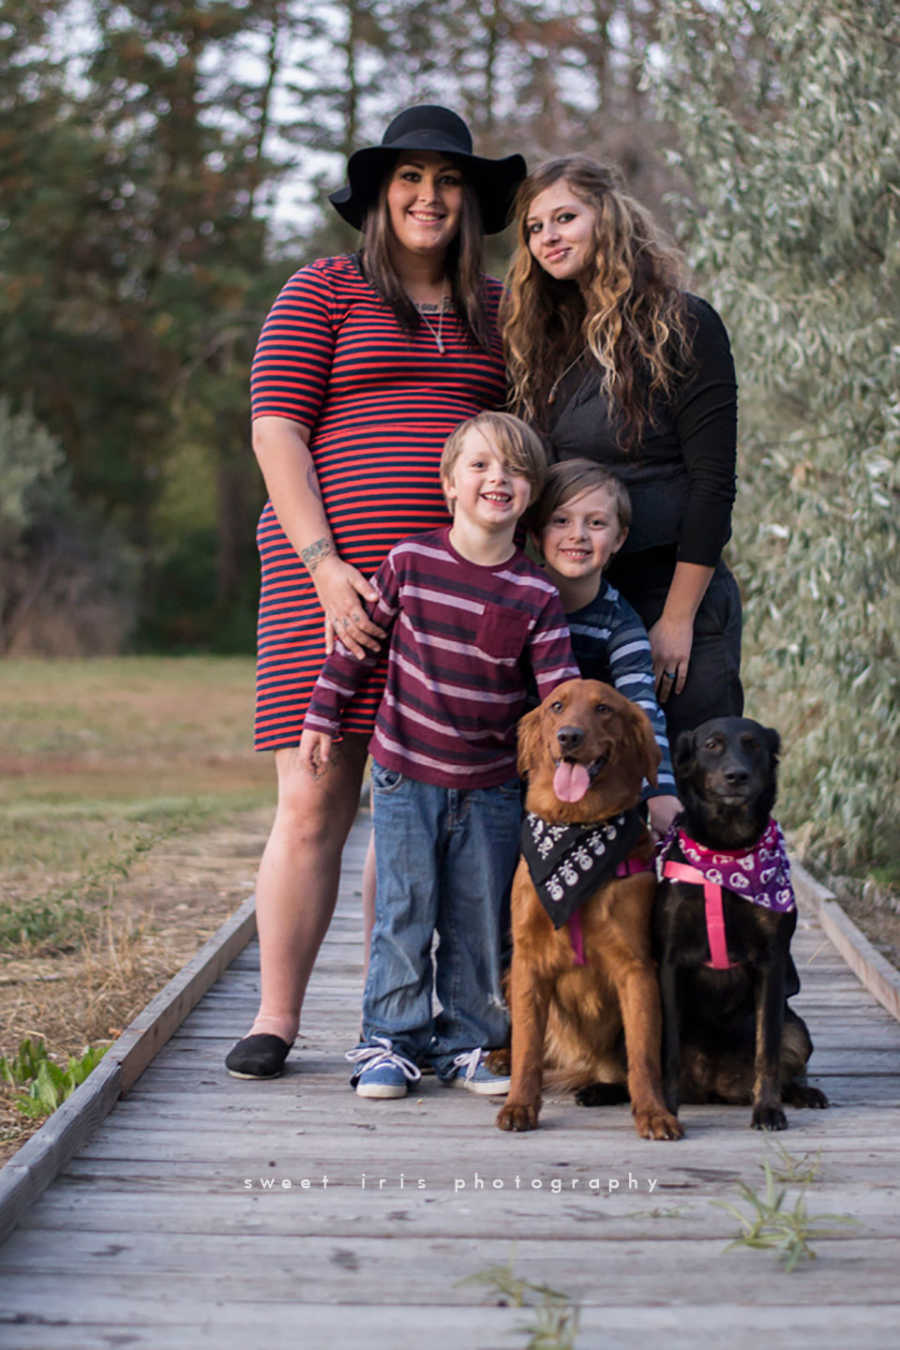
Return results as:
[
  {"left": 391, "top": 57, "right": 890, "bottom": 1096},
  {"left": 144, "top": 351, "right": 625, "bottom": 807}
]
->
[{"left": 520, "top": 806, "right": 648, "bottom": 928}]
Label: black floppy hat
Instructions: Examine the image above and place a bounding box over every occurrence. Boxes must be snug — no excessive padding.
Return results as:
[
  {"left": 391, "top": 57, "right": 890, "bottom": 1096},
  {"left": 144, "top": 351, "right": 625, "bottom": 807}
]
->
[{"left": 328, "top": 105, "right": 526, "bottom": 235}]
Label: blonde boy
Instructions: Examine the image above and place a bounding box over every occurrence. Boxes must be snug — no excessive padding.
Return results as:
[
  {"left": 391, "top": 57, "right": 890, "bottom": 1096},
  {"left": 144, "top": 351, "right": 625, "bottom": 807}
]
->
[{"left": 301, "top": 413, "right": 578, "bottom": 1098}]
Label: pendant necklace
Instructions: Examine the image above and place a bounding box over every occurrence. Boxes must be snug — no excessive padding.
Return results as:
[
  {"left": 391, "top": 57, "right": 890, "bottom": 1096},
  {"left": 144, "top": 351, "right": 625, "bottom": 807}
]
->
[
  {"left": 548, "top": 349, "right": 587, "bottom": 405},
  {"left": 417, "top": 293, "right": 449, "bottom": 354}
]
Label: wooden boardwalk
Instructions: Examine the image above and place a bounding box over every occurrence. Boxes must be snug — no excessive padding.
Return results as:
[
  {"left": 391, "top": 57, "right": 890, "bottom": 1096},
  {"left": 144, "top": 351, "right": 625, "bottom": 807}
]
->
[{"left": 1, "top": 812, "right": 899, "bottom": 1349}]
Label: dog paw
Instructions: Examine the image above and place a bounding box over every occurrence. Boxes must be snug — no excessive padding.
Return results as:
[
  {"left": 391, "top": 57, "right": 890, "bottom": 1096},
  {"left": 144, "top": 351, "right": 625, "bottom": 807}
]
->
[
  {"left": 485, "top": 1047, "right": 511, "bottom": 1076},
  {"left": 496, "top": 1101, "right": 540, "bottom": 1132},
  {"left": 751, "top": 1103, "right": 788, "bottom": 1131},
  {"left": 783, "top": 1083, "right": 829, "bottom": 1110},
  {"left": 634, "top": 1106, "right": 684, "bottom": 1141}
]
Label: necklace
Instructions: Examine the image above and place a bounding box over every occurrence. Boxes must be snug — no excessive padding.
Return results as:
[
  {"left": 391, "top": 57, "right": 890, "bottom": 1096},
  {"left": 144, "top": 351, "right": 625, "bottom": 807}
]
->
[
  {"left": 547, "top": 349, "right": 587, "bottom": 405},
  {"left": 416, "top": 294, "right": 450, "bottom": 354}
]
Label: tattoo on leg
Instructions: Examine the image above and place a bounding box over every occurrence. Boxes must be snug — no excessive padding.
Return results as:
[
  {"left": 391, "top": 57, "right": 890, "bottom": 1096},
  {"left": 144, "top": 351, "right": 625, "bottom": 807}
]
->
[{"left": 301, "top": 536, "right": 334, "bottom": 573}]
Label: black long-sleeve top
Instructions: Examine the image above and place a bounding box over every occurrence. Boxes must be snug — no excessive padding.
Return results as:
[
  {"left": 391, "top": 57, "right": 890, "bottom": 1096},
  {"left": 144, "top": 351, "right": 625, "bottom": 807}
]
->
[{"left": 547, "top": 295, "right": 737, "bottom": 594}]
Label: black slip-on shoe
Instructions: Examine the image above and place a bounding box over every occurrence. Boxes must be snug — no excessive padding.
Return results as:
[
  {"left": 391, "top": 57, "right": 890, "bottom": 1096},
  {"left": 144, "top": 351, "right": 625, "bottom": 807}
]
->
[{"left": 225, "top": 1034, "right": 292, "bottom": 1079}]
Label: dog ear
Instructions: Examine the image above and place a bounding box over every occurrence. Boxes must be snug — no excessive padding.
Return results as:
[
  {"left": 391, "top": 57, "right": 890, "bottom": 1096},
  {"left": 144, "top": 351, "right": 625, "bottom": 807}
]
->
[
  {"left": 764, "top": 725, "right": 781, "bottom": 765},
  {"left": 673, "top": 729, "right": 697, "bottom": 774},
  {"left": 516, "top": 703, "right": 545, "bottom": 779},
  {"left": 628, "top": 703, "right": 661, "bottom": 788}
]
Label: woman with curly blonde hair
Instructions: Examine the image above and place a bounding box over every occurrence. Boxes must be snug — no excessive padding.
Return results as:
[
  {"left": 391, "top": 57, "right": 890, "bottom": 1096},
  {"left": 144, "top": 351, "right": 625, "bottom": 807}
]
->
[{"left": 502, "top": 156, "right": 743, "bottom": 741}]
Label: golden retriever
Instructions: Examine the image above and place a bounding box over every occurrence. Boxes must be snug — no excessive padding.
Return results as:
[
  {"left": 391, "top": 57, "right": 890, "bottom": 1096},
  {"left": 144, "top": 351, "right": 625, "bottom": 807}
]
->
[{"left": 496, "top": 679, "right": 682, "bottom": 1140}]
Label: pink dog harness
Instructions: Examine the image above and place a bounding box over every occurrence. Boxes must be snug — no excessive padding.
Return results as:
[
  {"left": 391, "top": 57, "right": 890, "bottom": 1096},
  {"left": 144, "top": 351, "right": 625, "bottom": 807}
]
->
[
  {"left": 566, "top": 854, "right": 653, "bottom": 966},
  {"left": 659, "top": 858, "right": 736, "bottom": 969},
  {"left": 657, "top": 818, "right": 796, "bottom": 971}
]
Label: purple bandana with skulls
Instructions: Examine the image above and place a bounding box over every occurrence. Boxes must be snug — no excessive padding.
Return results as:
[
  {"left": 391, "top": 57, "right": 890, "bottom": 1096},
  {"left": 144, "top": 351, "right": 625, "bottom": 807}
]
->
[{"left": 656, "top": 817, "right": 796, "bottom": 913}]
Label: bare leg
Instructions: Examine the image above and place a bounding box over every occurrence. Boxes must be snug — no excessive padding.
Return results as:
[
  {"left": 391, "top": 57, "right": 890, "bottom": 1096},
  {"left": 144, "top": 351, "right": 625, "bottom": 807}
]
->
[
  {"left": 361, "top": 827, "right": 376, "bottom": 982},
  {"left": 247, "top": 734, "right": 369, "bottom": 1044}
]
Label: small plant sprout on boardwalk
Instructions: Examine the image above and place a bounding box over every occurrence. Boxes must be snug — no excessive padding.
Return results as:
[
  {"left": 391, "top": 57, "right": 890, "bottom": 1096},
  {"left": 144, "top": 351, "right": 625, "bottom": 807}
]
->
[
  {"left": 715, "top": 1158, "right": 858, "bottom": 1272},
  {"left": 459, "top": 1253, "right": 580, "bottom": 1349}
]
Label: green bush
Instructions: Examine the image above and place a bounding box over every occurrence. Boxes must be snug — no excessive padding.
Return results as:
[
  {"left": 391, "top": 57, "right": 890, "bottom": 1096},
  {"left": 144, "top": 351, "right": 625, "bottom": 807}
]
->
[
  {"left": 137, "top": 525, "right": 259, "bottom": 653},
  {"left": 0, "top": 397, "right": 139, "bottom": 654},
  {"left": 654, "top": 0, "right": 899, "bottom": 870}
]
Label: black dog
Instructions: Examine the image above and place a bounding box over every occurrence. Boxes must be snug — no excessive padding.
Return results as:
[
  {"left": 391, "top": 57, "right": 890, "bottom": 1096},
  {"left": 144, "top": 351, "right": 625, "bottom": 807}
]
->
[{"left": 654, "top": 717, "right": 828, "bottom": 1130}]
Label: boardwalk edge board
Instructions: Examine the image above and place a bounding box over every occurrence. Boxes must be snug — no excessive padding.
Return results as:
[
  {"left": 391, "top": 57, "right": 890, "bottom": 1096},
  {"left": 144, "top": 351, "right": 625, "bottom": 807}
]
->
[
  {"left": 0, "top": 896, "right": 257, "bottom": 1246},
  {"left": 794, "top": 861, "right": 900, "bottom": 1023}
]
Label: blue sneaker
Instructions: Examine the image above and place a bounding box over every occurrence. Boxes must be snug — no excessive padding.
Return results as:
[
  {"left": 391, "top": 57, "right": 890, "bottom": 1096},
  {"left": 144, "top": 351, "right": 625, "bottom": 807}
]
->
[
  {"left": 446, "top": 1048, "right": 511, "bottom": 1096},
  {"left": 346, "top": 1037, "right": 422, "bottom": 1099}
]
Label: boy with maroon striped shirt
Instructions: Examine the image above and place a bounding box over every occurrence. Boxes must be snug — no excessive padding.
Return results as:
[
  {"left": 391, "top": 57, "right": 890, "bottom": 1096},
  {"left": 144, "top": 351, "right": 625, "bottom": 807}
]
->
[{"left": 300, "top": 412, "right": 578, "bottom": 1098}]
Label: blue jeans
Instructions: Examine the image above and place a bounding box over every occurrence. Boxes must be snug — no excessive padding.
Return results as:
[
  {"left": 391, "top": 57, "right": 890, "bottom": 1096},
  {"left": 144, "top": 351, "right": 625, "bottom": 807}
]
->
[{"left": 363, "top": 761, "right": 522, "bottom": 1078}]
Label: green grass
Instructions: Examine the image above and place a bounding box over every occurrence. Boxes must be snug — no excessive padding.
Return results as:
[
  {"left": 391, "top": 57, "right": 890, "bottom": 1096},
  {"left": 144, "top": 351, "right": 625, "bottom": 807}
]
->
[
  {"left": 0, "top": 657, "right": 273, "bottom": 953},
  {"left": 0, "top": 897, "right": 88, "bottom": 950},
  {"left": 1, "top": 655, "right": 260, "bottom": 757}
]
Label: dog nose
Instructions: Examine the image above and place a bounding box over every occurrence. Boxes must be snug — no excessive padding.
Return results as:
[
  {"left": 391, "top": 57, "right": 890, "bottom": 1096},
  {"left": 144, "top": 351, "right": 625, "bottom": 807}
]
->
[
  {"left": 723, "top": 766, "right": 749, "bottom": 786},
  {"left": 557, "top": 725, "right": 584, "bottom": 754}
]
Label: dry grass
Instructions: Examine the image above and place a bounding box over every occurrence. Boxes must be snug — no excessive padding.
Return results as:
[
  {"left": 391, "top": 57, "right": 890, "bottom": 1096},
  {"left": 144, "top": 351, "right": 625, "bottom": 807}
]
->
[{"left": 0, "top": 657, "right": 275, "bottom": 1163}]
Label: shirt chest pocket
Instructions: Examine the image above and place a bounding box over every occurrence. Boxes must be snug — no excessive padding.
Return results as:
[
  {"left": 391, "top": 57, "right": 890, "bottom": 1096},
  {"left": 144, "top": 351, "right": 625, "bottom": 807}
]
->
[{"left": 475, "top": 605, "right": 531, "bottom": 661}]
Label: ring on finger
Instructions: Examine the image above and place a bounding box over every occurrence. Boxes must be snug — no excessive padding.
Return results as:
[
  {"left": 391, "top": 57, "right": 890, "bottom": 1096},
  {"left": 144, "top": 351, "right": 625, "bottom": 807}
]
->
[{"left": 662, "top": 670, "right": 676, "bottom": 681}]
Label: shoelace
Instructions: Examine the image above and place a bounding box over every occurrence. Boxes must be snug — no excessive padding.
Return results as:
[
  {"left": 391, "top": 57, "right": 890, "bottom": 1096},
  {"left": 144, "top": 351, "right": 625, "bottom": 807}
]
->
[
  {"left": 345, "top": 1036, "right": 422, "bottom": 1083},
  {"left": 451, "top": 1047, "right": 489, "bottom": 1083}
]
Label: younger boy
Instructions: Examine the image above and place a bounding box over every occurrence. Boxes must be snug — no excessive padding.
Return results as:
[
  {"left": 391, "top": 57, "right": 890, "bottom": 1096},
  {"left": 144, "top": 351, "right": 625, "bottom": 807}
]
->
[
  {"left": 300, "top": 412, "right": 578, "bottom": 1099},
  {"left": 528, "top": 458, "right": 680, "bottom": 837}
]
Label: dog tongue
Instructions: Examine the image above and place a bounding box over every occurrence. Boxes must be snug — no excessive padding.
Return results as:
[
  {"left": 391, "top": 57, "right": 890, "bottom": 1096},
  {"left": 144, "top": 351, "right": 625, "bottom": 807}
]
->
[{"left": 553, "top": 761, "right": 591, "bottom": 803}]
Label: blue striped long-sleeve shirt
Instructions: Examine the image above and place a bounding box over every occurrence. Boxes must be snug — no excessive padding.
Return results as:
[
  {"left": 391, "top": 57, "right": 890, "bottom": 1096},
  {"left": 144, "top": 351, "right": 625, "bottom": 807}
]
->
[{"left": 566, "top": 579, "right": 676, "bottom": 799}]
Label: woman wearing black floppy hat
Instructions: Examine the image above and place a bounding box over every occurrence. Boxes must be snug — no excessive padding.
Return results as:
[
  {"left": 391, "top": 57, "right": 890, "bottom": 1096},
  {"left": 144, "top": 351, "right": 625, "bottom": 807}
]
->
[{"left": 226, "top": 107, "right": 526, "bottom": 1080}]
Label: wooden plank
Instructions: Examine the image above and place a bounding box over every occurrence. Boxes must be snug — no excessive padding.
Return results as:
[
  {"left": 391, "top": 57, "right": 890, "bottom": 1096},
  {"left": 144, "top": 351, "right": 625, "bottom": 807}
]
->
[
  {"left": 63, "top": 1085, "right": 900, "bottom": 1132},
  {"left": 0, "top": 894, "right": 258, "bottom": 1246},
  {"left": 48, "top": 1156, "right": 900, "bottom": 1200},
  {"left": 794, "top": 861, "right": 900, "bottom": 1021},
  {"left": 51, "top": 1139, "right": 900, "bottom": 1183},
  {"left": 15, "top": 1183, "right": 899, "bottom": 1240},
  {"left": 119, "top": 1076, "right": 900, "bottom": 1106},
  {"left": 175, "top": 1016, "right": 900, "bottom": 1050},
  {"left": 2, "top": 1298, "right": 897, "bottom": 1350},
  {"left": 1, "top": 1232, "right": 897, "bottom": 1307},
  {"left": 59, "top": 1138, "right": 900, "bottom": 1180},
  {"left": 100, "top": 1079, "right": 900, "bottom": 1118}
]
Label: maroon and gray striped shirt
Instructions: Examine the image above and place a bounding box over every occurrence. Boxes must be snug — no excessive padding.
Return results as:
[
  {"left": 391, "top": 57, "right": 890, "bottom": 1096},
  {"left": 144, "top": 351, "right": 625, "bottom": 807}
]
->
[{"left": 305, "top": 528, "right": 579, "bottom": 788}]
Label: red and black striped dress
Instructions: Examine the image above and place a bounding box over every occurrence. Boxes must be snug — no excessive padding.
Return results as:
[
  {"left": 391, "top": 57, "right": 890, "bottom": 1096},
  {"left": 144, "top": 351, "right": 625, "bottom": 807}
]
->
[{"left": 250, "top": 254, "right": 507, "bottom": 750}]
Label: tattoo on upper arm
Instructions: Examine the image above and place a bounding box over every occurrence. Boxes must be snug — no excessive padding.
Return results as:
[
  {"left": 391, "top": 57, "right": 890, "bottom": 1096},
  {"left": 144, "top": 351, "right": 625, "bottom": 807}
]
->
[
  {"left": 301, "top": 536, "right": 334, "bottom": 573},
  {"left": 305, "top": 465, "right": 323, "bottom": 503}
]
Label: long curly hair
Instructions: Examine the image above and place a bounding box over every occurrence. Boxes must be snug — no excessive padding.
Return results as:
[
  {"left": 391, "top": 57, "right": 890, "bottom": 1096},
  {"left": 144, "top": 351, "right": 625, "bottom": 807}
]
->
[{"left": 501, "top": 157, "right": 693, "bottom": 447}]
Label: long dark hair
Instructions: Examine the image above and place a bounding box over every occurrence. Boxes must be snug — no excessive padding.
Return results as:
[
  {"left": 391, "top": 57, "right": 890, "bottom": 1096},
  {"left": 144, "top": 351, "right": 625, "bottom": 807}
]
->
[
  {"left": 502, "top": 156, "right": 694, "bottom": 447},
  {"left": 360, "top": 159, "right": 493, "bottom": 350}
]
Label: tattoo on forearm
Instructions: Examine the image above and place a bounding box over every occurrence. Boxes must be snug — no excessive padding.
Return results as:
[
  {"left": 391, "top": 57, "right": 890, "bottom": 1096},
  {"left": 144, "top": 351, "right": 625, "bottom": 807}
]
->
[
  {"left": 305, "top": 466, "right": 323, "bottom": 503},
  {"left": 301, "top": 536, "right": 334, "bottom": 573}
]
